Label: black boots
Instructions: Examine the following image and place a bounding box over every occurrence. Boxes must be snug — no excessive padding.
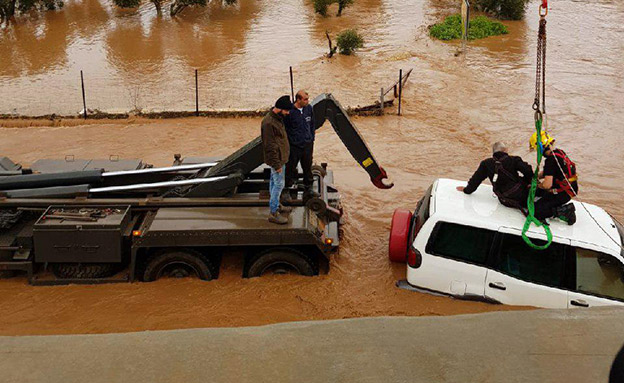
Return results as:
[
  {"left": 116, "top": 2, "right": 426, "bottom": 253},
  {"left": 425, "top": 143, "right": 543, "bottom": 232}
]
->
[{"left": 555, "top": 203, "right": 577, "bottom": 225}]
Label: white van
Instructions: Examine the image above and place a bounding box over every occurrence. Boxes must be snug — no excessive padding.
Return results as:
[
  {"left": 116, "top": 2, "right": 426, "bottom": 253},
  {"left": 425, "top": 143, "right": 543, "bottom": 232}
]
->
[{"left": 389, "top": 178, "right": 624, "bottom": 309}]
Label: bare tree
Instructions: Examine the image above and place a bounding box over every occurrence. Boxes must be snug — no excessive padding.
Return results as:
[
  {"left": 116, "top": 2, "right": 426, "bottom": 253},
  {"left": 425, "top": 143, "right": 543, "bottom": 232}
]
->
[
  {"left": 325, "top": 30, "right": 337, "bottom": 58},
  {"left": 336, "top": 0, "right": 353, "bottom": 16},
  {"left": 1, "top": 0, "right": 63, "bottom": 23}
]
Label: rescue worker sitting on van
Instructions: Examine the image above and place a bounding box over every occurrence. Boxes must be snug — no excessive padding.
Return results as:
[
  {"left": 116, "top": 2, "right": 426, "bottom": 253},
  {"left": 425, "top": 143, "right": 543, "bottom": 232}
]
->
[
  {"left": 456, "top": 141, "right": 533, "bottom": 210},
  {"left": 530, "top": 131, "right": 578, "bottom": 225}
]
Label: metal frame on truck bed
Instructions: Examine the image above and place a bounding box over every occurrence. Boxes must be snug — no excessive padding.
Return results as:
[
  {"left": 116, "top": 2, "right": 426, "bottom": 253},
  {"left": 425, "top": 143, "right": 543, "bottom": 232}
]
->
[{"left": 0, "top": 94, "right": 392, "bottom": 285}]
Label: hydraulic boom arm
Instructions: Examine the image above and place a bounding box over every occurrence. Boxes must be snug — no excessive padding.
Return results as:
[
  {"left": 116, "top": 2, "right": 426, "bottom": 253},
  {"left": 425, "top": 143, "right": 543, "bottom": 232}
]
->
[
  {"left": 312, "top": 93, "right": 393, "bottom": 189},
  {"left": 208, "top": 93, "right": 393, "bottom": 189}
]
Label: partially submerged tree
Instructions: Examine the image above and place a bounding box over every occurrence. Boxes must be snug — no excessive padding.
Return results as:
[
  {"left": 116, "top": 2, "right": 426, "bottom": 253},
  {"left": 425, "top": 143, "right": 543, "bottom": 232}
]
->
[
  {"left": 336, "top": 0, "right": 353, "bottom": 16},
  {"left": 336, "top": 29, "right": 363, "bottom": 55},
  {"left": 170, "top": 0, "right": 235, "bottom": 16},
  {"left": 313, "top": 0, "right": 353, "bottom": 17},
  {"left": 0, "top": 0, "right": 64, "bottom": 23},
  {"left": 313, "top": 0, "right": 331, "bottom": 16},
  {"left": 325, "top": 30, "right": 337, "bottom": 57},
  {"left": 111, "top": 0, "right": 236, "bottom": 17},
  {"left": 475, "top": 0, "right": 530, "bottom": 20}
]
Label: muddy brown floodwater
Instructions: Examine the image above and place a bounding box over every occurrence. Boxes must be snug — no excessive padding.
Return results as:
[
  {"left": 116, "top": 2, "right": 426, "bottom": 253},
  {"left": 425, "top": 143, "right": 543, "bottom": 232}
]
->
[{"left": 0, "top": 0, "right": 623, "bottom": 335}]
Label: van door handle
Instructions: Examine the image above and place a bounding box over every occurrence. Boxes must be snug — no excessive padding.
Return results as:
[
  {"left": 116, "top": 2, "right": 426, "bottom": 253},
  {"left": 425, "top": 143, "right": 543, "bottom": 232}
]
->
[
  {"left": 488, "top": 282, "right": 506, "bottom": 291},
  {"left": 570, "top": 299, "right": 589, "bottom": 308}
]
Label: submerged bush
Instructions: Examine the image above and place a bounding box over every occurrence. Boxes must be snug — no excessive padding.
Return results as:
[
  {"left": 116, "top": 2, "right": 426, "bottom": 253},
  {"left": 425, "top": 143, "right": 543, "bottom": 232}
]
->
[
  {"left": 475, "top": 0, "right": 530, "bottom": 20},
  {"left": 336, "top": 29, "right": 364, "bottom": 55},
  {"left": 313, "top": 0, "right": 353, "bottom": 17},
  {"left": 429, "top": 14, "right": 508, "bottom": 41},
  {"left": 313, "top": 0, "right": 331, "bottom": 16}
]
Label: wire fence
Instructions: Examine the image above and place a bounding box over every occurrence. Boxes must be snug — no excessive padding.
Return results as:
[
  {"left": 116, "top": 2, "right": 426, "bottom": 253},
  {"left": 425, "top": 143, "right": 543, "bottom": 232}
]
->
[{"left": 0, "top": 67, "right": 412, "bottom": 118}]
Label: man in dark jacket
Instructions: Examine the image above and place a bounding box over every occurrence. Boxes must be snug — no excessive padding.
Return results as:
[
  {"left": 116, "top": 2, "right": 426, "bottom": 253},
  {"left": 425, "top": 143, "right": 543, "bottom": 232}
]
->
[
  {"left": 457, "top": 142, "right": 533, "bottom": 210},
  {"left": 284, "top": 90, "right": 317, "bottom": 200},
  {"left": 261, "top": 95, "right": 293, "bottom": 224}
]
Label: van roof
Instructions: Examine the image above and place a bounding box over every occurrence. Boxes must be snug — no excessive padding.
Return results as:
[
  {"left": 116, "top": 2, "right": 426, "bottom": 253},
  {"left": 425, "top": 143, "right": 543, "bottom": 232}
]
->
[{"left": 430, "top": 178, "right": 623, "bottom": 258}]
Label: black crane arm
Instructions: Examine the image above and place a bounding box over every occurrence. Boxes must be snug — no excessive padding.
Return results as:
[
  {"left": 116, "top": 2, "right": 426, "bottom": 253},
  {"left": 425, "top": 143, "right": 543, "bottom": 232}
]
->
[
  {"left": 311, "top": 93, "right": 393, "bottom": 189},
  {"left": 209, "top": 93, "right": 393, "bottom": 189}
]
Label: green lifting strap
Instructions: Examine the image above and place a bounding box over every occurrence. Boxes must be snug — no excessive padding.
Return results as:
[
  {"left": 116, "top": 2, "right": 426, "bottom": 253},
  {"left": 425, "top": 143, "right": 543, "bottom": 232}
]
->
[{"left": 522, "top": 116, "right": 553, "bottom": 250}]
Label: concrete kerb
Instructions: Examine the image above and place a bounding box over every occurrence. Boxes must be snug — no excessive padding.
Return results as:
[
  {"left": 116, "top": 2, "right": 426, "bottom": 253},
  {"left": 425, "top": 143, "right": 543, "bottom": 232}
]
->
[{"left": 1, "top": 307, "right": 623, "bottom": 383}]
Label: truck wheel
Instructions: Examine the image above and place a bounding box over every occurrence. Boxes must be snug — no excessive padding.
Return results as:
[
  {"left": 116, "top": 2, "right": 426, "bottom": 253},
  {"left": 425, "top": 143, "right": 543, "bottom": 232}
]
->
[
  {"left": 142, "top": 249, "right": 217, "bottom": 282},
  {"left": 51, "top": 263, "right": 118, "bottom": 279},
  {"left": 245, "top": 248, "right": 318, "bottom": 278},
  {"left": 0, "top": 270, "right": 17, "bottom": 279}
]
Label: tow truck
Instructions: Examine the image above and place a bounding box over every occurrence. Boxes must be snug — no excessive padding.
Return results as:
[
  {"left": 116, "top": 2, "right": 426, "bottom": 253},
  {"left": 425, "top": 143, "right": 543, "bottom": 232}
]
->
[{"left": 0, "top": 94, "right": 392, "bottom": 285}]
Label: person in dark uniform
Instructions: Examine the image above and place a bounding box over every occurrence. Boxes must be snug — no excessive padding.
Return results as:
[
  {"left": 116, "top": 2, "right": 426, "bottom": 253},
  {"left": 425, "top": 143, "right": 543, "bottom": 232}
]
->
[
  {"left": 457, "top": 141, "right": 533, "bottom": 210},
  {"left": 530, "top": 131, "right": 578, "bottom": 225},
  {"left": 284, "top": 90, "right": 317, "bottom": 200}
]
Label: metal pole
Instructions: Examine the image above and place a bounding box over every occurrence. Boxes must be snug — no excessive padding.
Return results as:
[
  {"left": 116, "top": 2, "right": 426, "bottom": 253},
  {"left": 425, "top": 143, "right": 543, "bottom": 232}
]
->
[
  {"left": 195, "top": 69, "right": 199, "bottom": 116},
  {"left": 380, "top": 87, "right": 384, "bottom": 115},
  {"left": 398, "top": 69, "right": 403, "bottom": 116},
  {"left": 289, "top": 66, "right": 295, "bottom": 102},
  {"left": 80, "top": 70, "right": 87, "bottom": 119}
]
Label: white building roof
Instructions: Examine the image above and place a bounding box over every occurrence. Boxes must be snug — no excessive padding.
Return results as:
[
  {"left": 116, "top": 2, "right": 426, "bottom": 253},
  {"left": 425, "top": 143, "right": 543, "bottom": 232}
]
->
[{"left": 430, "top": 178, "right": 623, "bottom": 258}]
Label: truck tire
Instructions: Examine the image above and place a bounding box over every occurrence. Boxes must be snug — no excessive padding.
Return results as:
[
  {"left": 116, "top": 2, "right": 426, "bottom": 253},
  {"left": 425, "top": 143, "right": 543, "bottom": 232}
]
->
[
  {"left": 142, "top": 249, "right": 217, "bottom": 282},
  {"left": 245, "top": 248, "right": 318, "bottom": 278},
  {"left": 0, "top": 270, "right": 17, "bottom": 279},
  {"left": 51, "top": 263, "right": 118, "bottom": 279}
]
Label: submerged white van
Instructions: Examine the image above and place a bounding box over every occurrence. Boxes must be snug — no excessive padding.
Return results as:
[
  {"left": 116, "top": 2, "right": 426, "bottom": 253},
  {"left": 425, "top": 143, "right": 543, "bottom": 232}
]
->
[{"left": 389, "top": 178, "right": 624, "bottom": 309}]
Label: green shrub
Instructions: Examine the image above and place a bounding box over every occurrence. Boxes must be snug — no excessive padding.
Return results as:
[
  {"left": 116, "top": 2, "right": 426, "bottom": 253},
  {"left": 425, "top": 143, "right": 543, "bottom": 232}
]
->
[
  {"left": 313, "top": 0, "right": 331, "bottom": 16},
  {"left": 314, "top": 0, "right": 354, "bottom": 17},
  {"left": 336, "top": 29, "right": 364, "bottom": 55},
  {"left": 475, "top": 0, "right": 530, "bottom": 20},
  {"left": 429, "top": 14, "right": 508, "bottom": 41}
]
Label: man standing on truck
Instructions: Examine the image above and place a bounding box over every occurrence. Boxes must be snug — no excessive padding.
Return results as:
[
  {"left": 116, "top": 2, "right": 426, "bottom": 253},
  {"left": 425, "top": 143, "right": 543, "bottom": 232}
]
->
[
  {"left": 530, "top": 132, "right": 578, "bottom": 225},
  {"left": 262, "top": 95, "right": 294, "bottom": 225},
  {"left": 457, "top": 142, "right": 533, "bottom": 210},
  {"left": 284, "top": 90, "right": 318, "bottom": 201}
]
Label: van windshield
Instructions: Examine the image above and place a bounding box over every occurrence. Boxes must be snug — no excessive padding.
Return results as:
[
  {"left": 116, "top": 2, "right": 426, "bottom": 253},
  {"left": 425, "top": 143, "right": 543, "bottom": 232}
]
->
[
  {"left": 414, "top": 185, "right": 433, "bottom": 230},
  {"left": 413, "top": 185, "right": 432, "bottom": 234},
  {"left": 613, "top": 215, "right": 624, "bottom": 258},
  {"left": 417, "top": 185, "right": 432, "bottom": 220}
]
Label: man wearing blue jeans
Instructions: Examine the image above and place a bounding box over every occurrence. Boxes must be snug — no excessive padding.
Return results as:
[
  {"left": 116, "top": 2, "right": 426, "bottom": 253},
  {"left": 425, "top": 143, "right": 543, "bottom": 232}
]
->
[{"left": 261, "top": 95, "right": 294, "bottom": 224}]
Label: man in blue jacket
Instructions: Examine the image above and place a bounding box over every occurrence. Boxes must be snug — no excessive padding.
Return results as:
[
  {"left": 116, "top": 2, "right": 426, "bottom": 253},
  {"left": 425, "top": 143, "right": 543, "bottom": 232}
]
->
[{"left": 284, "top": 90, "right": 316, "bottom": 200}]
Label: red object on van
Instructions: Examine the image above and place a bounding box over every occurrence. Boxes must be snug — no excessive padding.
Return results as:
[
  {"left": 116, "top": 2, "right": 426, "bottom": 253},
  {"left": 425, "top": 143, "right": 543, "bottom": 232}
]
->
[{"left": 388, "top": 209, "right": 412, "bottom": 262}]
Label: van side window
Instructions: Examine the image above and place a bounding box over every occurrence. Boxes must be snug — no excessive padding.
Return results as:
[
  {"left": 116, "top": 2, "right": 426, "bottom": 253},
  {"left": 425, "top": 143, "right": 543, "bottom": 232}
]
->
[
  {"left": 426, "top": 222, "right": 495, "bottom": 265},
  {"left": 495, "top": 234, "right": 567, "bottom": 288},
  {"left": 574, "top": 248, "right": 624, "bottom": 301}
]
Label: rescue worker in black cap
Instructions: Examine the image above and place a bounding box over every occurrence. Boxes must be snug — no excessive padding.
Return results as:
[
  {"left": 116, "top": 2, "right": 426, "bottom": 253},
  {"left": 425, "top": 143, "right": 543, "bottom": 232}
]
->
[
  {"left": 261, "top": 95, "right": 294, "bottom": 224},
  {"left": 457, "top": 141, "right": 533, "bottom": 211}
]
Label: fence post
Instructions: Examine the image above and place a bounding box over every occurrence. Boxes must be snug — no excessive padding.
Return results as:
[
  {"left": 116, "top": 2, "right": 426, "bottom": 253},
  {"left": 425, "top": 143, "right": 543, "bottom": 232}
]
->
[
  {"left": 380, "top": 87, "right": 384, "bottom": 115},
  {"left": 398, "top": 69, "right": 403, "bottom": 116},
  {"left": 289, "top": 66, "right": 295, "bottom": 102},
  {"left": 80, "top": 70, "right": 87, "bottom": 119},
  {"left": 195, "top": 69, "right": 199, "bottom": 116}
]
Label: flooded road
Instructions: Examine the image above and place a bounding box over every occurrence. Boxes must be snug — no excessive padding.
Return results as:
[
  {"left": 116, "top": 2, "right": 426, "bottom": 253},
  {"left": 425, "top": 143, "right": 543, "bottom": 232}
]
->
[{"left": 0, "top": 0, "right": 623, "bottom": 335}]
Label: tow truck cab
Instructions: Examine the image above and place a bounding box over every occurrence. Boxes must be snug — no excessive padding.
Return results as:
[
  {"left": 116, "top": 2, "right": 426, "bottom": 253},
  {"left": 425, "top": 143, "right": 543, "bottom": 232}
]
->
[{"left": 389, "top": 178, "right": 624, "bottom": 309}]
